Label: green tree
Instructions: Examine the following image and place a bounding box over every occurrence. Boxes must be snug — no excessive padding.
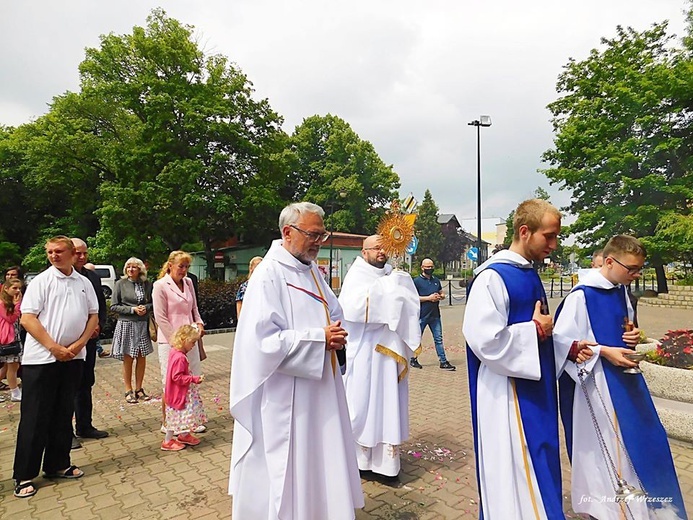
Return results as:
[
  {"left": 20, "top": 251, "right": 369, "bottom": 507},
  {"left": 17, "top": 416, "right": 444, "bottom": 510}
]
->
[
  {"left": 75, "top": 9, "right": 288, "bottom": 272},
  {"left": 503, "top": 211, "right": 515, "bottom": 247},
  {"left": 542, "top": 22, "right": 693, "bottom": 291},
  {"left": 650, "top": 213, "right": 693, "bottom": 272},
  {"left": 414, "top": 190, "right": 444, "bottom": 265},
  {"left": 289, "top": 114, "right": 400, "bottom": 234},
  {"left": 440, "top": 227, "right": 465, "bottom": 274}
]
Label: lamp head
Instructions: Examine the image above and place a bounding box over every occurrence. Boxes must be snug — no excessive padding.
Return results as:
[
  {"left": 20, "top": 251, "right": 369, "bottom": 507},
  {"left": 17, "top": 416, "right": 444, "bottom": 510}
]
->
[{"left": 479, "top": 115, "right": 492, "bottom": 127}]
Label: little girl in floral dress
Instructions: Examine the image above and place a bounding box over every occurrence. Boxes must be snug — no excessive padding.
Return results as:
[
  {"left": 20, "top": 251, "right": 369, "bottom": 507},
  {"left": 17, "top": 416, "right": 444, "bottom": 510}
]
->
[{"left": 161, "top": 324, "right": 207, "bottom": 451}]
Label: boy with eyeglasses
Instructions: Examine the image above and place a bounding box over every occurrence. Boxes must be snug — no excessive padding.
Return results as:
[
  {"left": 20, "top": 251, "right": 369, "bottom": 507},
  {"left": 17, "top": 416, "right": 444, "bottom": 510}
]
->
[{"left": 554, "top": 234, "right": 687, "bottom": 519}]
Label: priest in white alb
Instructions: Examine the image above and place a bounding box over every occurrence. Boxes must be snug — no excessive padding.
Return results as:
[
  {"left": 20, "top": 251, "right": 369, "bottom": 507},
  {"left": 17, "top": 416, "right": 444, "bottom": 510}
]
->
[
  {"left": 339, "top": 234, "right": 421, "bottom": 482},
  {"left": 229, "top": 202, "right": 364, "bottom": 520}
]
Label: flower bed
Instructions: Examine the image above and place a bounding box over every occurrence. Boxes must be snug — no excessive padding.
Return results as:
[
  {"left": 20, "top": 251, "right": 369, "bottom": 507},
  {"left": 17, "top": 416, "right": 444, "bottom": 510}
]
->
[
  {"left": 645, "top": 329, "right": 693, "bottom": 370},
  {"left": 636, "top": 331, "right": 693, "bottom": 442}
]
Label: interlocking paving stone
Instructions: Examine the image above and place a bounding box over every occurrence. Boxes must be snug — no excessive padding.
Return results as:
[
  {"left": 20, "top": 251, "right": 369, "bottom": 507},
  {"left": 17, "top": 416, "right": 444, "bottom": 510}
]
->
[{"left": 0, "top": 300, "right": 690, "bottom": 519}]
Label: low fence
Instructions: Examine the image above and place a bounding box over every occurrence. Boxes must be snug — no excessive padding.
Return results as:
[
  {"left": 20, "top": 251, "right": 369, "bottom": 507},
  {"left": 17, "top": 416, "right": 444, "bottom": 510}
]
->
[
  {"left": 544, "top": 274, "right": 659, "bottom": 299},
  {"left": 443, "top": 274, "right": 663, "bottom": 304}
]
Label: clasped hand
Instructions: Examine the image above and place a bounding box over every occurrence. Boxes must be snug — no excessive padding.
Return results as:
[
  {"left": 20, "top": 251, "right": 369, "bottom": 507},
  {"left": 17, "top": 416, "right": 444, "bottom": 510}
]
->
[{"left": 324, "top": 320, "right": 348, "bottom": 351}]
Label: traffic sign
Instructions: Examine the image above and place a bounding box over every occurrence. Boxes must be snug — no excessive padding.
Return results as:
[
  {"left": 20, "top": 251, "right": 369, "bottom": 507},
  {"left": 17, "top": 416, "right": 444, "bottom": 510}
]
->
[
  {"left": 467, "top": 247, "right": 478, "bottom": 262},
  {"left": 405, "top": 236, "right": 418, "bottom": 255}
]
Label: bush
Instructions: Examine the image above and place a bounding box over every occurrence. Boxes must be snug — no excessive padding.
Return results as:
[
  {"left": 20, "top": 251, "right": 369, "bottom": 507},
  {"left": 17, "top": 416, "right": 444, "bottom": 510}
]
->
[
  {"left": 100, "top": 278, "right": 242, "bottom": 339},
  {"left": 675, "top": 274, "right": 693, "bottom": 286},
  {"left": 198, "top": 278, "right": 242, "bottom": 329}
]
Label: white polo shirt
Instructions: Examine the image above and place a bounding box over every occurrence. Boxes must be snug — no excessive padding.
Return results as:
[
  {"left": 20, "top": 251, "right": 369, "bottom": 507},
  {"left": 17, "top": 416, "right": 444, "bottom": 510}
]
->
[{"left": 20, "top": 266, "right": 99, "bottom": 365}]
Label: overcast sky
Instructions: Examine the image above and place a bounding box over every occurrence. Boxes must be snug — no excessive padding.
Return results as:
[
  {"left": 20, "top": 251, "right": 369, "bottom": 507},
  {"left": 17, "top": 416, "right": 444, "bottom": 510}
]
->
[{"left": 1, "top": 1, "right": 689, "bottom": 236}]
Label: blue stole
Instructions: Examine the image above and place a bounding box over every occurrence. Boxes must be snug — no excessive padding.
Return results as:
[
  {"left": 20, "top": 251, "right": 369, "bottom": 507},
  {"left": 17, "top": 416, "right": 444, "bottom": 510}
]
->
[
  {"left": 559, "top": 285, "right": 687, "bottom": 518},
  {"left": 467, "top": 263, "right": 563, "bottom": 519}
]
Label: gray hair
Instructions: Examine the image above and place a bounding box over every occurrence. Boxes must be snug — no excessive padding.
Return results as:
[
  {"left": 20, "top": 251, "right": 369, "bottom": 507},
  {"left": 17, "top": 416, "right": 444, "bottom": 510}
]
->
[
  {"left": 122, "top": 257, "right": 148, "bottom": 281},
  {"left": 278, "top": 202, "right": 324, "bottom": 232}
]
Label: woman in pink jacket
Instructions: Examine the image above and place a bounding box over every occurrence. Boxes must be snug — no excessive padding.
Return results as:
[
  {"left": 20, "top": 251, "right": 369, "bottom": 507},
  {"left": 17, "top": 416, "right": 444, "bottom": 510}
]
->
[{"left": 152, "top": 251, "right": 205, "bottom": 432}]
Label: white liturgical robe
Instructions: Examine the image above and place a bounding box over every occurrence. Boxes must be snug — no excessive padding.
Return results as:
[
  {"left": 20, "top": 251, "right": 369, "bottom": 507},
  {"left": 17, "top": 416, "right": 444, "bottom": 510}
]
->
[
  {"left": 339, "top": 257, "right": 421, "bottom": 476},
  {"left": 554, "top": 270, "right": 678, "bottom": 520},
  {"left": 229, "top": 240, "right": 364, "bottom": 520},
  {"left": 463, "top": 250, "right": 561, "bottom": 520}
]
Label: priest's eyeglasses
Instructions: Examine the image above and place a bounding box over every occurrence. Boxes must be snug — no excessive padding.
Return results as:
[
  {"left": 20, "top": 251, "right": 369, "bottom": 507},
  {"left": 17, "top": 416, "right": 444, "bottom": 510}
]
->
[
  {"left": 289, "top": 225, "right": 330, "bottom": 243},
  {"left": 609, "top": 256, "right": 643, "bottom": 275}
]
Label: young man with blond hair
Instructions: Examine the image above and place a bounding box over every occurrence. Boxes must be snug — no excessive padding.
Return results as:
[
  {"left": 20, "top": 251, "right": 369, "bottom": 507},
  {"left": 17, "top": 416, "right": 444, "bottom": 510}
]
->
[
  {"left": 13, "top": 236, "right": 99, "bottom": 498},
  {"left": 463, "top": 198, "right": 564, "bottom": 519},
  {"left": 554, "top": 235, "right": 687, "bottom": 519}
]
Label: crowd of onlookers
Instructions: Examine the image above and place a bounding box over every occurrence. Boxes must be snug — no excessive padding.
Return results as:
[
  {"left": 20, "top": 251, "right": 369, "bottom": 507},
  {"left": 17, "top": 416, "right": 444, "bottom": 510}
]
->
[{"left": 3, "top": 240, "right": 216, "bottom": 499}]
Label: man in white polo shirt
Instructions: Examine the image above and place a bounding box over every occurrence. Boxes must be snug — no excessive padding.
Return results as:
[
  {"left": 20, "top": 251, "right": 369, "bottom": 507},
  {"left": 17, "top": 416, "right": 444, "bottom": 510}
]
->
[{"left": 12, "top": 236, "right": 99, "bottom": 499}]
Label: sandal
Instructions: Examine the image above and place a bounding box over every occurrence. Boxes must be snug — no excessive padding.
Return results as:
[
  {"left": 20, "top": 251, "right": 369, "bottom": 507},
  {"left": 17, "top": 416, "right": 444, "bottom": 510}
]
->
[
  {"left": 125, "top": 390, "right": 137, "bottom": 404},
  {"left": 0, "top": 381, "right": 9, "bottom": 391},
  {"left": 135, "top": 388, "right": 150, "bottom": 401},
  {"left": 44, "top": 465, "right": 84, "bottom": 479},
  {"left": 14, "top": 481, "right": 37, "bottom": 498}
]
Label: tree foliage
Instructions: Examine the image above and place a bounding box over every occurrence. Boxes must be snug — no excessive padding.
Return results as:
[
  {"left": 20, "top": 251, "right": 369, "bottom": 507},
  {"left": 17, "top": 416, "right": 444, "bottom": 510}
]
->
[
  {"left": 414, "top": 190, "right": 444, "bottom": 264},
  {"left": 289, "top": 114, "right": 400, "bottom": 234},
  {"left": 78, "top": 9, "right": 289, "bottom": 271},
  {"left": 542, "top": 22, "right": 693, "bottom": 290},
  {"left": 0, "top": 10, "right": 401, "bottom": 273},
  {"left": 440, "top": 226, "right": 466, "bottom": 268}
]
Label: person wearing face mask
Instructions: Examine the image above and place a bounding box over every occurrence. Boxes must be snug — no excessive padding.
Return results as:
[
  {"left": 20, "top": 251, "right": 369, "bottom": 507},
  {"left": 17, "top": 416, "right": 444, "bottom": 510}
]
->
[{"left": 409, "top": 259, "right": 455, "bottom": 371}]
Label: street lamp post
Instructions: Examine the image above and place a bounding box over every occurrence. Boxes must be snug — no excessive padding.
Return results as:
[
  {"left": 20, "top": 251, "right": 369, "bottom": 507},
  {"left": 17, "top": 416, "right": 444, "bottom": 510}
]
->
[{"left": 468, "top": 115, "right": 492, "bottom": 264}]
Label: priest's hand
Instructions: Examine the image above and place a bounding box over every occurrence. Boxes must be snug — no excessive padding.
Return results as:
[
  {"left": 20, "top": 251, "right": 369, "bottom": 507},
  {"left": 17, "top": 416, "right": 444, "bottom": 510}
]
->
[
  {"left": 324, "top": 320, "right": 348, "bottom": 351},
  {"left": 532, "top": 301, "right": 553, "bottom": 337}
]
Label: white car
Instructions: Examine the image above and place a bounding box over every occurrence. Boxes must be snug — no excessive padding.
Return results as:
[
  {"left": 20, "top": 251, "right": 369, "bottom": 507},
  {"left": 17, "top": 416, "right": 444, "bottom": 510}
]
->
[{"left": 93, "top": 264, "right": 117, "bottom": 298}]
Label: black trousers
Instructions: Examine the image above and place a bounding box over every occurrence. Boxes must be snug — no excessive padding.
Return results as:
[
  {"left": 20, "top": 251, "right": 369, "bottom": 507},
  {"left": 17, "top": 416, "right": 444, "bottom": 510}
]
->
[
  {"left": 13, "top": 360, "right": 83, "bottom": 481},
  {"left": 74, "top": 340, "right": 97, "bottom": 434}
]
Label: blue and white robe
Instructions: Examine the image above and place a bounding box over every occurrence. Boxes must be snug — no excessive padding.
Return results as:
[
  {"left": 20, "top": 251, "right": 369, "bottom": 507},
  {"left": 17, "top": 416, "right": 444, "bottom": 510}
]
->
[
  {"left": 464, "top": 250, "right": 564, "bottom": 520},
  {"left": 554, "top": 269, "right": 687, "bottom": 520}
]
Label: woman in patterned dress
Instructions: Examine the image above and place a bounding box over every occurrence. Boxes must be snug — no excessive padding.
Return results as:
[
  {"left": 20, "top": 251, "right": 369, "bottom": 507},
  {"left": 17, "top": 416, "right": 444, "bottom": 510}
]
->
[{"left": 110, "top": 258, "right": 154, "bottom": 404}]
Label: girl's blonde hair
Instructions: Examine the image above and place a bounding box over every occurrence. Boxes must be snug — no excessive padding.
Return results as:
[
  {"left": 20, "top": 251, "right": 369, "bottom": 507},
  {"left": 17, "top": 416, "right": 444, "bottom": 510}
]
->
[
  {"left": 171, "top": 324, "right": 201, "bottom": 351},
  {"left": 158, "top": 250, "right": 192, "bottom": 279},
  {"left": 248, "top": 256, "right": 263, "bottom": 278},
  {"left": 122, "top": 257, "right": 147, "bottom": 281},
  {"left": 1, "top": 278, "right": 22, "bottom": 314}
]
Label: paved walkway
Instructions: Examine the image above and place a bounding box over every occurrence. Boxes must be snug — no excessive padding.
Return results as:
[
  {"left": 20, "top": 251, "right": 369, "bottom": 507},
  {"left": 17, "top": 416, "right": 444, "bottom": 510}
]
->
[{"left": 0, "top": 301, "right": 690, "bottom": 519}]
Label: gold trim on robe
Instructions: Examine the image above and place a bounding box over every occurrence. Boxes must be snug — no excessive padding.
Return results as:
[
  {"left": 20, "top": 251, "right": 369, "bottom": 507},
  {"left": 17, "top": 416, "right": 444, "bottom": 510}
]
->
[{"left": 375, "top": 343, "right": 409, "bottom": 383}]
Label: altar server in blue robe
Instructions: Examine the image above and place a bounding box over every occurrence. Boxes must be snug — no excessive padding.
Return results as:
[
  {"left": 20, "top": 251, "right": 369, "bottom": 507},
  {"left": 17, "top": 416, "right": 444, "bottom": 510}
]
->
[
  {"left": 554, "top": 234, "right": 687, "bottom": 520},
  {"left": 464, "top": 199, "right": 564, "bottom": 519}
]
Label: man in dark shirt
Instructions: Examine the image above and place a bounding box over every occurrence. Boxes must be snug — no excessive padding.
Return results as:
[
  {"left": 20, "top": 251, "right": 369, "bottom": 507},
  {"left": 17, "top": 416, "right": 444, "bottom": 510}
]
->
[
  {"left": 410, "top": 258, "right": 455, "bottom": 371},
  {"left": 71, "top": 238, "right": 109, "bottom": 448}
]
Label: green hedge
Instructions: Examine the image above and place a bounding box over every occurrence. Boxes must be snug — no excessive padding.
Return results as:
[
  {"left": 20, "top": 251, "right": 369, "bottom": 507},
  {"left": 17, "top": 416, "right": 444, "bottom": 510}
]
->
[{"left": 101, "top": 278, "right": 243, "bottom": 339}]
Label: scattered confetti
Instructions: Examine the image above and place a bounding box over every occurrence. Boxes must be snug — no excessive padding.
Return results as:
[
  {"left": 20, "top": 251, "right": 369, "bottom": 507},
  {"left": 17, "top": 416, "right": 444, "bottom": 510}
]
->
[{"left": 404, "top": 441, "right": 461, "bottom": 462}]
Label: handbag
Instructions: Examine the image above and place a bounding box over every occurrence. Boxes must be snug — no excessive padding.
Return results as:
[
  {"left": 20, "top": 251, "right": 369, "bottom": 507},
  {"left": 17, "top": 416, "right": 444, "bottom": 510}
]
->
[
  {"left": 0, "top": 318, "right": 20, "bottom": 356},
  {"left": 0, "top": 341, "right": 21, "bottom": 357},
  {"left": 148, "top": 314, "right": 158, "bottom": 341}
]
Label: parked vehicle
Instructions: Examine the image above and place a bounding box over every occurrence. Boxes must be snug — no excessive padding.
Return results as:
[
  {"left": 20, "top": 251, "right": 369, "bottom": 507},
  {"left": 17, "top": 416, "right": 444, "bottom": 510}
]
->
[
  {"left": 24, "top": 272, "right": 39, "bottom": 285},
  {"left": 94, "top": 264, "right": 117, "bottom": 298}
]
